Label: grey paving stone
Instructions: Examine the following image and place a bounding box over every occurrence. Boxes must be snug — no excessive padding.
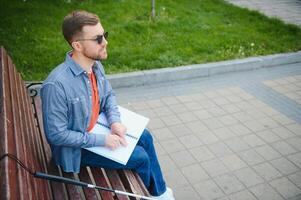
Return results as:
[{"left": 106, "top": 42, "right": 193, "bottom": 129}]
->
[
  {"left": 271, "top": 114, "right": 295, "bottom": 126},
  {"left": 161, "top": 115, "right": 182, "bottom": 126},
  {"left": 146, "top": 99, "right": 165, "bottom": 108},
  {"left": 136, "top": 109, "right": 157, "bottom": 118},
  {"left": 286, "top": 123, "right": 301, "bottom": 136},
  {"left": 255, "top": 145, "right": 282, "bottom": 160},
  {"left": 249, "top": 183, "right": 284, "bottom": 200},
  {"left": 175, "top": 95, "right": 194, "bottom": 103},
  {"left": 286, "top": 136, "right": 301, "bottom": 151},
  {"left": 272, "top": 127, "right": 296, "bottom": 139},
  {"left": 243, "top": 120, "right": 268, "bottom": 132},
  {"left": 232, "top": 112, "right": 253, "bottom": 123},
  {"left": 269, "top": 177, "right": 301, "bottom": 199},
  {"left": 256, "top": 130, "right": 282, "bottom": 143},
  {"left": 160, "top": 96, "right": 180, "bottom": 106},
  {"left": 209, "top": 142, "right": 234, "bottom": 157},
  {"left": 153, "top": 142, "right": 167, "bottom": 156},
  {"left": 193, "top": 179, "right": 225, "bottom": 200},
  {"left": 261, "top": 107, "right": 281, "bottom": 117},
  {"left": 201, "top": 159, "right": 229, "bottom": 177},
  {"left": 213, "top": 127, "right": 236, "bottom": 140},
  {"left": 197, "top": 130, "right": 220, "bottom": 145},
  {"left": 129, "top": 101, "right": 149, "bottom": 110},
  {"left": 224, "top": 138, "right": 251, "bottom": 152},
  {"left": 246, "top": 109, "right": 267, "bottom": 120},
  {"left": 185, "top": 121, "right": 209, "bottom": 134},
  {"left": 147, "top": 118, "right": 166, "bottom": 130},
  {"left": 203, "top": 91, "right": 220, "bottom": 99},
  {"left": 242, "top": 134, "right": 266, "bottom": 147},
  {"left": 271, "top": 141, "right": 298, "bottom": 156},
  {"left": 198, "top": 99, "right": 218, "bottom": 109},
  {"left": 160, "top": 138, "right": 186, "bottom": 153},
  {"left": 168, "top": 124, "right": 191, "bottom": 137},
  {"left": 203, "top": 118, "right": 225, "bottom": 130},
  {"left": 164, "top": 168, "right": 189, "bottom": 189},
  {"left": 288, "top": 171, "right": 301, "bottom": 189},
  {"left": 184, "top": 101, "right": 203, "bottom": 111},
  {"left": 193, "top": 109, "right": 213, "bottom": 120},
  {"left": 218, "top": 115, "right": 240, "bottom": 126},
  {"left": 157, "top": 154, "right": 177, "bottom": 174},
  {"left": 181, "top": 164, "right": 210, "bottom": 184},
  {"left": 179, "top": 134, "right": 203, "bottom": 149},
  {"left": 228, "top": 124, "right": 252, "bottom": 136},
  {"left": 214, "top": 173, "right": 245, "bottom": 195},
  {"left": 288, "top": 152, "right": 301, "bottom": 168},
  {"left": 176, "top": 112, "right": 198, "bottom": 123},
  {"left": 152, "top": 106, "right": 174, "bottom": 117},
  {"left": 213, "top": 97, "right": 231, "bottom": 106},
  {"left": 207, "top": 107, "right": 227, "bottom": 117},
  {"left": 236, "top": 102, "right": 255, "bottom": 111},
  {"left": 169, "top": 150, "right": 197, "bottom": 168},
  {"left": 168, "top": 103, "right": 189, "bottom": 113},
  {"left": 228, "top": 190, "right": 257, "bottom": 200},
  {"left": 253, "top": 162, "right": 282, "bottom": 181},
  {"left": 238, "top": 149, "right": 265, "bottom": 166},
  {"left": 189, "top": 146, "right": 216, "bottom": 162},
  {"left": 234, "top": 167, "right": 264, "bottom": 187},
  {"left": 271, "top": 157, "right": 299, "bottom": 176},
  {"left": 173, "top": 184, "right": 200, "bottom": 200},
  {"left": 222, "top": 104, "right": 241, "bottom": 114},
  {"left": 152, "top": 127, "right": 175, "bottom": 141},
  {"left": 225, "top": 95, "right": 244, "bottom": 104},
  {"left": 221, "top": 154, "right": 248, "bottom": 171}
]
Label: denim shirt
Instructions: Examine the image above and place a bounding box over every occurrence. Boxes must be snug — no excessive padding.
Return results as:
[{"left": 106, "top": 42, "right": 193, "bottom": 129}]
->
[{"left": 40, "top": 52, "right": 121, "bottom": 173}]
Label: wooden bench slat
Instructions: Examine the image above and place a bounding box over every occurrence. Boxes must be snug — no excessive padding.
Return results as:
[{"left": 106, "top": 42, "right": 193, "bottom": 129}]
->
[
  {"left": 118, "top": 170, "right": 150, "bottom": 199},
  {"left": 25, "top": 87, "right": 56, "bottom": 199},
  {"left": 105, "top": 169, "right": 130, "bottom": 200},
  {"left": 1, "top": 47, "right": 22, "bottom": 200},
  {"left": 90, "top": 168, "right": 115, "bottom": 200},
  {"left": 63, "top": 172, "right": 86, "bottom": 200},
  {"left": 10, "top": 60, "right": 38, "bottom": 199},
  {"left": 133, "top": 172, "right": 151, "bottom": 197},
  {"left": 79, "top": 167, "right": 101, "bottom": 200},
  {"left": 34, "top": 96, "right": 69, "bottom": 200}
]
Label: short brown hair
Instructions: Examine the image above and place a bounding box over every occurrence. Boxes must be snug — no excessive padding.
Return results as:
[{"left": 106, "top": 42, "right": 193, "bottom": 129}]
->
[{"left": 62, "top": 10, "right": 100, "bottom": 45}]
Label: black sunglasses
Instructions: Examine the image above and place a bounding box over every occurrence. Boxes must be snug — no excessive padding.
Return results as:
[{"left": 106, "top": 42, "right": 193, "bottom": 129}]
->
[{"left": 77, "top": 32, "right": 108, "bottom": 44}]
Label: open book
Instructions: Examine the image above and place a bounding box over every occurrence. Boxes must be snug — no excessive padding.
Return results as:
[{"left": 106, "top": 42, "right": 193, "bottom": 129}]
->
[{"left": 85, "top": 106, "right": 149, "bottom": 165}]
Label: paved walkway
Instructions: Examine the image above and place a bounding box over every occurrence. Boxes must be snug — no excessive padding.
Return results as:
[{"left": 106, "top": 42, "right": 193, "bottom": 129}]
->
[
  {"left": 225, "top": 0, "right": 301, "bottom": 27},
  {"left": 115, "top": 62, "right": 301, "bottom": 200}
]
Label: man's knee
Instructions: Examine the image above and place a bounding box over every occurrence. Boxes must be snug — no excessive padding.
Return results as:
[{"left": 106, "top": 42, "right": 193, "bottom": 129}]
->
[
  {"left": 130, "top": 147, "right": 150, "bottom": 168},
  {"left": 141, "top": 129, "right": 153, "bottom": 143}
]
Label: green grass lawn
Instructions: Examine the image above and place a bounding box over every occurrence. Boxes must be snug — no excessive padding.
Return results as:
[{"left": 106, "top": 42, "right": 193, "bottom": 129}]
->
[{"left": 1, "top": 0, "right": 301, "bottom": 80}]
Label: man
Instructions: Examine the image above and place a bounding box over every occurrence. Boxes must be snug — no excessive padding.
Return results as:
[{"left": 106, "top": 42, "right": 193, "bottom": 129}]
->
[{"left": 41, "top": 10, "right": 174, "bottom": 200}]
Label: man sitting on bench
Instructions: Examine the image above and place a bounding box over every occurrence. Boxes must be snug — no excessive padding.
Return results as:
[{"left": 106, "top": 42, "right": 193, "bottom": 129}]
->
[{"left": 40, "top": 10, "right": 175, "bottom": 200}]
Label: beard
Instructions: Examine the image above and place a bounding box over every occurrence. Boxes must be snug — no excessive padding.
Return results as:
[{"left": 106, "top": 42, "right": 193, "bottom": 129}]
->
[{"left": 83, "top": 47, "right": 107, "bottom": 61}]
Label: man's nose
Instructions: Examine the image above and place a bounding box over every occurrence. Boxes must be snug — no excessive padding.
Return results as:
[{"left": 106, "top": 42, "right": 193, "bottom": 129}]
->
[{"left": 101, "top": 37, "right": 108, "bottom": 46}]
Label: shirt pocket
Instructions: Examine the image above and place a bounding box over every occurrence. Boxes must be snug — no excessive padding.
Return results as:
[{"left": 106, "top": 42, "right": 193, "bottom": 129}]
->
[{"left": 67, "top": 95, "right": 88, "bottom": 120}]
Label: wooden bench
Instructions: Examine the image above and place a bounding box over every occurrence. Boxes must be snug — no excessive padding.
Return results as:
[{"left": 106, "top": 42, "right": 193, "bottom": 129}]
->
[{"left": 0, "top": 46, "right": 150, "bottom": 200}]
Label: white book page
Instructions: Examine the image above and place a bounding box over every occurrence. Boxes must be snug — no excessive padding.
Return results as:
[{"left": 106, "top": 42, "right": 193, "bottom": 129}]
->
[{"left": 84, "top": 106, "right": 149, "bottom": 165}]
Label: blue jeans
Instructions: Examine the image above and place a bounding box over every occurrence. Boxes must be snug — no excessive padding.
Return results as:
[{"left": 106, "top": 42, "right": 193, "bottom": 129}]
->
[{"left": 81, "top": 129, "right": 166, "bottom": 196}]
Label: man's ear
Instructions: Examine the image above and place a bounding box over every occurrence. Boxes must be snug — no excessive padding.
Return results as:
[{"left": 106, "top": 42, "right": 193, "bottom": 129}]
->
[{"left": 71, "top": 41, "right": 82, "bottom": 51}]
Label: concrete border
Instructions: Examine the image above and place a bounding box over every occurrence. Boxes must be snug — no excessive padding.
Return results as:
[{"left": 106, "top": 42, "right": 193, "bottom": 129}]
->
[{"left": 107, "top": 51, "right": 301, "bottom": 88}]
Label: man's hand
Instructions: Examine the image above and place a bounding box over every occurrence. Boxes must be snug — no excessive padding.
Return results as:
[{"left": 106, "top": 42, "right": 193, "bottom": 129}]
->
[
  {"left": 105, "top": 134, "right": 126, "bottom": 150},
  {"left": 110, "top": 122, "right": 127, "bottom": 146}
]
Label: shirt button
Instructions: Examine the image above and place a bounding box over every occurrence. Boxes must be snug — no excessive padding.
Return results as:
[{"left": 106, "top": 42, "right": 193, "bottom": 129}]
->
[
  {"left": 89, "top": 96, "right": 92, "bottom": 99},
  {"left": 87, "top": 81, "right": 90, "bottom": 83}
]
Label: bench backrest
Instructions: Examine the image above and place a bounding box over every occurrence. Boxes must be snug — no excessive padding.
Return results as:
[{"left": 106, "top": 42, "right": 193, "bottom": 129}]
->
[{"left": 0, "top": 47, "right": 52, "bottom": 199}]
